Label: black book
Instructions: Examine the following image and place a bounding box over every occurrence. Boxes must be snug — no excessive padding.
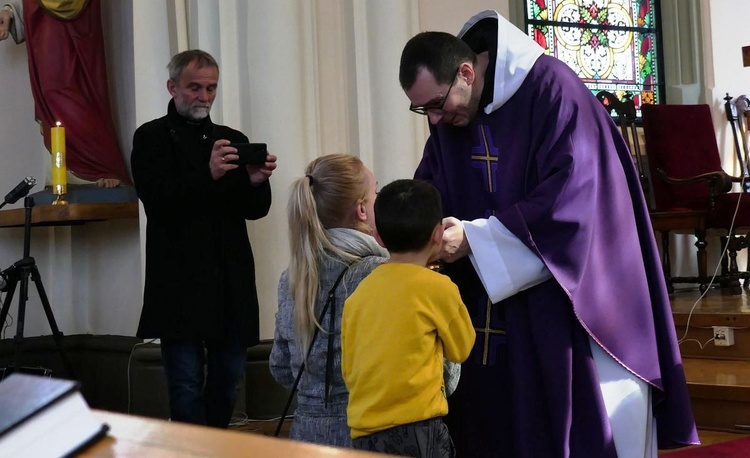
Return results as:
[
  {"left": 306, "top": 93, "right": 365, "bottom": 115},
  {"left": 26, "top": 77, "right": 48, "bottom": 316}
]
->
[{"left": 0, "top": 373, "right": 109, "bottom": 457}]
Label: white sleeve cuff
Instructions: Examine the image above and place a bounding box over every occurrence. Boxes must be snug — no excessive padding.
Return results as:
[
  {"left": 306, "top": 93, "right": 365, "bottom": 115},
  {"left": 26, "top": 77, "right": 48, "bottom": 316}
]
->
[{"left": 464, "top": 216, "right": 552, "bottom": 303}]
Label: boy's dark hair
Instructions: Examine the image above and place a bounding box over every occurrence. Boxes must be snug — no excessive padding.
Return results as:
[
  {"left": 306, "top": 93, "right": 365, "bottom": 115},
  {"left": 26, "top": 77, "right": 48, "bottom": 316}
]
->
[
  {"left": 399, "top": 31, "right": 476, "bottom": 91},
  {"left": 375, "top": 179, "right": 443, "bottom": 253}
]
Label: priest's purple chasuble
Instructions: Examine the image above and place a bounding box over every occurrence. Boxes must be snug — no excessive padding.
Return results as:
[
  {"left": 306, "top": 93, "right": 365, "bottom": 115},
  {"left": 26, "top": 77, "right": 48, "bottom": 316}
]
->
[{"left": 415, "top": 54, "right": 698, "bottom": 457}]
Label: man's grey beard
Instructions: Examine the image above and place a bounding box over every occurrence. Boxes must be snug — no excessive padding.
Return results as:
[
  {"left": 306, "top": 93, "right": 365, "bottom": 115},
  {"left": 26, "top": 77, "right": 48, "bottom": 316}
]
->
[{"left": 177, "top": 104, "right": 211, "bottom": 121}]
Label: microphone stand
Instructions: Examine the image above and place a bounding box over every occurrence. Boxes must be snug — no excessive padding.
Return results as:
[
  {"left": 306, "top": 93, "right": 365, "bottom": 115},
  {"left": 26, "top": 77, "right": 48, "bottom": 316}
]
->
[
  {"left": 0, "top": 176, "right": 37, "bottom": 211},
  {"left": 0, "top": 195, "right": 73, "bottom": 378}
]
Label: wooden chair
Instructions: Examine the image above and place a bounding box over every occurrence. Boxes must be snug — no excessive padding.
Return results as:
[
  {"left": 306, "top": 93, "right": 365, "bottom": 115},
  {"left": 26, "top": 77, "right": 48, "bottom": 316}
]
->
[
  {"left": 597, "top": 92, "right": 709, "bottom": 293},
  {"left": 725, "top": 93, "right": 750, "bottom": 189},
  {"left": 642, "top": 103, "right": 750, "bottom": 294},
  {"left": 724, "top": 93, "right": 750, "bottom": 284},
  {"left": 596, "top": 91, "right": 651, "bottom": 204}
]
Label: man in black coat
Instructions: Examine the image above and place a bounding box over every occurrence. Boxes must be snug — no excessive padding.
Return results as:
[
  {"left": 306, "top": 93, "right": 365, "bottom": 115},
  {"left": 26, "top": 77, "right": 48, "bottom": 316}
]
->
[{"left": 131, "top": 49, "right": 277, "bottom": 428}]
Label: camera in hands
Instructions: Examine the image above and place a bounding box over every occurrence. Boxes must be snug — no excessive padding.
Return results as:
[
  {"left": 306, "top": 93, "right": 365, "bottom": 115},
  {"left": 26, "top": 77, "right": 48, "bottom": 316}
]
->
[{"left": 228, "top": 143, "right": 268, "bottom": 165}]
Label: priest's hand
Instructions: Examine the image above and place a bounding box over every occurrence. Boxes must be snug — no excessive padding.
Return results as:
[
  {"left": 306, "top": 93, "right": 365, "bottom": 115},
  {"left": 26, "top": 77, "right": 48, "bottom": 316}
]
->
[{"left": 437, "top": 217, "right": 471, "bottom": 263}]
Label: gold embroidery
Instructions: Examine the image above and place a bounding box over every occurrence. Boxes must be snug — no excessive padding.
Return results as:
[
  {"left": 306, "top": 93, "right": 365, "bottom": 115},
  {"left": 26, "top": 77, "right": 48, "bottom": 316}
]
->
[
  {"left": 475, "top": 298, "right": 505, "bottom": 365},
  {"left": 470, "top": 125, "right": 498, "bottom": 193}
]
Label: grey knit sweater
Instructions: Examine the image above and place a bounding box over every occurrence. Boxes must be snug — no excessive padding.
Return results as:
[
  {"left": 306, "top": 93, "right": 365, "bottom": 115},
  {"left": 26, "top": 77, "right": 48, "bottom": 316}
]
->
[{"left": 270, "top": 233, "right": 387, "bottom": 447}]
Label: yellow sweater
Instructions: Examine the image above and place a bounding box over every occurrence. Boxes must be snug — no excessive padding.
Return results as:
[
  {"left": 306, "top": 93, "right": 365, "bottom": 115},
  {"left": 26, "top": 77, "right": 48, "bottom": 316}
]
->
[{"left": 341, "top": 263, "right": 475, "bottom": 438}]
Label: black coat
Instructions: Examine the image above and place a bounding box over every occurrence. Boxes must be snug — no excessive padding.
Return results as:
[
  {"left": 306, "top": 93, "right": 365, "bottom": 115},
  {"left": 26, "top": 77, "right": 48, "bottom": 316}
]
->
[{"left": 131, "top": 100, "right": 271, "bottom": 346}]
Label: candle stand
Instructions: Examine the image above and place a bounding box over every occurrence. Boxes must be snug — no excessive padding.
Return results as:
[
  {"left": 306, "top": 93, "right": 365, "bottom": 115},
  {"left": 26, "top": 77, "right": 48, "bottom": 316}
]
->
[
  {"left": 0, "top": 195, "right": 72, "bottom": 377},
  {"left": 52, "top": 192, "right": 68, "bottom": 205}
]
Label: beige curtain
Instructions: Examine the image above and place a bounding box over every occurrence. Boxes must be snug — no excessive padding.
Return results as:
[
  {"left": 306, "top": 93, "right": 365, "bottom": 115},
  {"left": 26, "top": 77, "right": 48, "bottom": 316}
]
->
[{"left": 132, "top": 0, "right": 428, "bottom": 335}]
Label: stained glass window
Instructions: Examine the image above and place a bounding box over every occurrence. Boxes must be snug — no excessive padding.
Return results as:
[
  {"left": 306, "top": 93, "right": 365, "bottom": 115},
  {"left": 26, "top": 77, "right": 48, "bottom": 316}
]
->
[{"left": 525, "top": 0, "right": 663, "bottom": 118}]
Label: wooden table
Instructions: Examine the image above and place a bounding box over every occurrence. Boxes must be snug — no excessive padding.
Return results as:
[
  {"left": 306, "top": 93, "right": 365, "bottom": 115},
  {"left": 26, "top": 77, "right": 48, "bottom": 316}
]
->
[
  {"left": 0, "top": 202, "right": 138, "bottom": 228},
  {"left": 83, "top": 410, "right": 386, "bottom": 457}
]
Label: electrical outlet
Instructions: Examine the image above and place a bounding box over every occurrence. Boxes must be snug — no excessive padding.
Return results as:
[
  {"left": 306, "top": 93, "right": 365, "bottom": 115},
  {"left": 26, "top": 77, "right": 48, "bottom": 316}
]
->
[{"left": 713, "top": 326, "right": 735, "bottom": 347}]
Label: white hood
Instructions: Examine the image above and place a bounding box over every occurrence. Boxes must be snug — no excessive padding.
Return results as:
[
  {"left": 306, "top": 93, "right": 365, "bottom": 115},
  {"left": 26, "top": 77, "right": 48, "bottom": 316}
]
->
[{"left": 458, "top": 10, "right": 544, "bottom": 114}]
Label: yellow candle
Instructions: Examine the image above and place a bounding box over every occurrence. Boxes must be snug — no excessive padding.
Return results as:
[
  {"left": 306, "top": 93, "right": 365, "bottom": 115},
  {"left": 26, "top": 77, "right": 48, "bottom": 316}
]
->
[{"left": 51, "top": 122, "right": 67, "bottom": 195}]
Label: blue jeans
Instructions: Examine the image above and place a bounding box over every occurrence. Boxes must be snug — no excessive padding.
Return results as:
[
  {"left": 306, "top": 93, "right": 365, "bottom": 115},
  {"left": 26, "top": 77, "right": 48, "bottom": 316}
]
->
[{"left": 160, "top": 328, "right": 246, "bottom": 428}]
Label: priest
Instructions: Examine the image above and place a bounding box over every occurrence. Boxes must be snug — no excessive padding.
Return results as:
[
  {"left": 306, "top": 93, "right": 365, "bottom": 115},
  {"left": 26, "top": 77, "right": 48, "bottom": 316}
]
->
[{"left": 399, "top": 10, "right": 699, "bottom": 457}]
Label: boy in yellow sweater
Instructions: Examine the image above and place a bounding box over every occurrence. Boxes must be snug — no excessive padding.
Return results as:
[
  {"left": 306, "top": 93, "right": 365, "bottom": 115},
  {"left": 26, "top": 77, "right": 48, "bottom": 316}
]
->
[{"left": 341, "top": 179, "right": 476, "bottom": 457}]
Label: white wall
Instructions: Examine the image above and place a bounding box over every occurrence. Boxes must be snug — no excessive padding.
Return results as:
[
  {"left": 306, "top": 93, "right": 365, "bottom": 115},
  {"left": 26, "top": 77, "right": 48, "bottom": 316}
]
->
[
  {"left": 0, "top": 27, "right": 48, "bottom": 338},
  {"left": 702, "top": 1, "right": 750, "bottom": 171}
]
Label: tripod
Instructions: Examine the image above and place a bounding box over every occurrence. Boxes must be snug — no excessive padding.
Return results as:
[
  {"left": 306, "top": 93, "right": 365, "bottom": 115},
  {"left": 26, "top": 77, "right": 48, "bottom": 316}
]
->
[{"left": 0, "top": 195, "right": 72, "bottom": 377}]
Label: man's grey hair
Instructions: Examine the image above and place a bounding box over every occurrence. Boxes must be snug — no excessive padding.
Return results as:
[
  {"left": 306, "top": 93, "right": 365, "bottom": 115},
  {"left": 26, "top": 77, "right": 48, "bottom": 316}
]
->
[{"left": 167, "top": 49, "right": 219, "bottom": 82}]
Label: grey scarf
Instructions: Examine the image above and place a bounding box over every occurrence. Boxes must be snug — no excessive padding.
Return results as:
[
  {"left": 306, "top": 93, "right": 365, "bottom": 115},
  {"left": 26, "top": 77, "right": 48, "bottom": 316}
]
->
[{"left": 325, "top": 228, "right": 389, "bottom": 259}]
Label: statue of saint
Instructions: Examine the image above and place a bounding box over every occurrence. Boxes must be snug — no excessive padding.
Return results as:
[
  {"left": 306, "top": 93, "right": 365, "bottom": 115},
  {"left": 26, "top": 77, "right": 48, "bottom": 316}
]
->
[{"left": 0, "top": 0, "right": 129, "bottom": 188}]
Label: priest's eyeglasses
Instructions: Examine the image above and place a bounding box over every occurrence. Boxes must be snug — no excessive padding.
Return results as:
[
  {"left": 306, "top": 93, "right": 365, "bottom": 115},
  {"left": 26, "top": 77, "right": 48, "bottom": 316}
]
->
[{"left": 409, "top": 68, "right": 460, "bottom": 115}]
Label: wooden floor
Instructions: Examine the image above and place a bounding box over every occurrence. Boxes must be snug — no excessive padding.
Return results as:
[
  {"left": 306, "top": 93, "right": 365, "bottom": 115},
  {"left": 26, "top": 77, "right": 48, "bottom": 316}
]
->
[
  {"left": 232, "top": 420, "right": 748, "bottom": 453},
  {"left": 670, "top": 284, "right": 750, "bottom": 315},
  {"left": 671, "top": 284, "right": 750, "bottom": 368},
  {"left": 231, "top": 423, "right": 748, "bottom": 452},
  {"left": 230, "top": 418, "right": 290, "bottom": 437},
  {"left": 662, "top": 285, "right": 750, "bottom": 452}
]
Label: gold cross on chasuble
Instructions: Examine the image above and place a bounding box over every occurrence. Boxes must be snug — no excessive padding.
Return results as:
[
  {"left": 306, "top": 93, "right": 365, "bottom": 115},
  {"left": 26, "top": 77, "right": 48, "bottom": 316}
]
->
[
  {"left": 469, "top": 125, "right": 504, "bottom": 365},
  {"left": 476, "top": 298, "right": 506, "bottom": 365},
  {"left": 470, "top": 125, "right": 499, "bottom": 193}
]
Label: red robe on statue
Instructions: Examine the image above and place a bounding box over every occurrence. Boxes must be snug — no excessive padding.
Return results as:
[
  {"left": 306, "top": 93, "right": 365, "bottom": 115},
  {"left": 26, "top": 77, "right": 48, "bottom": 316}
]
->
[{"left": 11, "top": 0, "right": 130, "bottom": 184}]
